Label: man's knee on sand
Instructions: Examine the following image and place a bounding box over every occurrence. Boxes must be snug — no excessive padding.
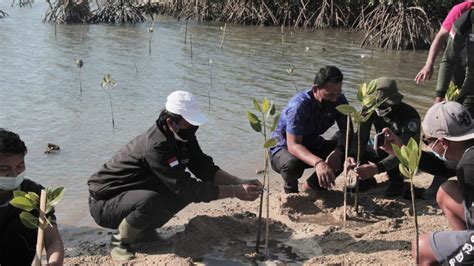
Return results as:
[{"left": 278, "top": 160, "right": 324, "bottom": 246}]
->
[{"left": 413, "top": 234, "right": 438, "bottom": 265}]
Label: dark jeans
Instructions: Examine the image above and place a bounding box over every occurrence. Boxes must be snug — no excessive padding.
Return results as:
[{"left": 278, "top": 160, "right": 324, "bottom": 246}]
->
[
  {"left": 270, "top": 138, "right": 343, "bottom": 193},
  {"left": 0, "top": 216, "right": 37, "bottom": 266},
  {"left": 89, "top": 190, "right": 190, "bottom": 230}
]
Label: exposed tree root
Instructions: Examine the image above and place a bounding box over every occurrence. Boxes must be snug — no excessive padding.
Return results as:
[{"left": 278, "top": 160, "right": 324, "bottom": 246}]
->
[
  {"left": 90, "top": 0, "right": 145, "bottom": 24},
  {"left": 44, "top": 0, "right": 91, "bottom": 24}
]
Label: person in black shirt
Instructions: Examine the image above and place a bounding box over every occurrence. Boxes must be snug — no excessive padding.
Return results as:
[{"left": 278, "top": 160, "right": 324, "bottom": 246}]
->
[
  {"left": 382, "top": 101, "right": 474, "bottom": 264},
  {"left": 347, "top": 78, "right": 427, "bottom": 198},
  {"left": 88, "top": 91, "right": 263, "bottom": 261},
  {"left": 0, "top": 129, "right": 64, "bottom": 266}
]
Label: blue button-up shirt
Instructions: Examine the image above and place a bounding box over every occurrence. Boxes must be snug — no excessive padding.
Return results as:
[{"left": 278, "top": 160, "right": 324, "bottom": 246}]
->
[{"left": 271, "top": 88, "right": 349, "bottom": 155}]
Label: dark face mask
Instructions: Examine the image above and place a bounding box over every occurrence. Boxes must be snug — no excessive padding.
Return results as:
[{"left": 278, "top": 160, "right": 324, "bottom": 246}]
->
[
  {"left": 321, "top": 99, "right": 337, "bottom": 109},
  {"left": 176, "top": 126, "right": 199, "bottom": 141}
]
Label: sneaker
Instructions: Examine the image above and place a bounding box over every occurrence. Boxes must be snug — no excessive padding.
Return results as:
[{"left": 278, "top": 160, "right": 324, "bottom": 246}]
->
[{"left": 346, "top": 177, "right": 377, "bottom": 193}]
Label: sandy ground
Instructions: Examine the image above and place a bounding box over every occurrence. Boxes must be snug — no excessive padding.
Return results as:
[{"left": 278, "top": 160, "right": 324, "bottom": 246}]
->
[{"left": 61, "top": 170, "right": 449, "bottom": 265}]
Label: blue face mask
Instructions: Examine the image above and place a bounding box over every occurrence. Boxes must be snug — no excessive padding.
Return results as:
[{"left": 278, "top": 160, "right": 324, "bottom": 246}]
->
[{"left": 430, "top": 139, "right": 449, "bottom": 162}]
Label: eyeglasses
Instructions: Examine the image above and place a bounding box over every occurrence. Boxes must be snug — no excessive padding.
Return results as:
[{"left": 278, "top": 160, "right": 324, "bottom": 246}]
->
[{"left": 422, "top": 135, "right": 437, "bottom": 146}]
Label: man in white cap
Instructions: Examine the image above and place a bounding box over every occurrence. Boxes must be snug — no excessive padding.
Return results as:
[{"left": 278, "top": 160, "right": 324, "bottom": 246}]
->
[
  {"left": 382, "top": 101, "right": 474, "bottom": 264},
  {"left": 87, "top": 91, "right": 263, "bottom": 261}
]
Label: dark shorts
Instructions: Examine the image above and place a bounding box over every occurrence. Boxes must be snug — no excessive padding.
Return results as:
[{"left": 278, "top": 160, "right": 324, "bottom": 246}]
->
[{"left": 430, "top": 203, "right": 474, "bottom": 262}]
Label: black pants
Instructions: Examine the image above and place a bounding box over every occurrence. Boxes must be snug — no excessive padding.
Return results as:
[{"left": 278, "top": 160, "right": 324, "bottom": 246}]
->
[
  {"left": 0, "top": 216, "right": 37, "bottom": 266},
  {"left": 270, "top": 138, "right": 343, "bottom": 193},
  {"left": 89, "top": 190, "right": 190, "bottom": 230}
]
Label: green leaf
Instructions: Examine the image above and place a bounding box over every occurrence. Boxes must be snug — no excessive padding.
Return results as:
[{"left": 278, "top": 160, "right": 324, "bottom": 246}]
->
[
  {"left": 399, "top": 164, "right": 411, "bottom": 179},
  {"left": 13, "top": 190, "right": 27, "bottom": 198},
  {"left": 392, "top": 144, "right": 404, "bottom": 164},
  {"left": 408, "top": 150, "right": 418, "bottom": 173},
  {"left": 357, "top": 86, "right": 364, "bottom": 102},
  {"left": 25, "top": 192, "right": 39, "bottom": 205},
  {"left": 19, "top": 211, "right": 38, "bottom": 229},
  {"left": 268, "top": 102, "right": 276, "bottom": 116},
  {"left": 407, "top": 138, "right": 418, "bottom": 153},
  {"left": 336, "top": 104, "right": 357, "bottom": 116},
  {"left": 263, "top": 138, "right": 277, "bottom": 148},
  {"left": 262, "top": 98, "right": 269, "bottom": 113},
  {"left": 48, "top": 187, "right": 65, "bottom": 206},
  {"left": 252, "top": 99, "right": 262, "bottom": 113},
  {"left": 246, "top": 111, "right": 260, "bottom": 124},
  {"left": 362, "top": 95, "right": 377, "bottom": 107},
  {"left": 352, "top": 112, "right": 362, "bottom": 124},
  {"left": 401, "top": 146, "right": 410, "bottom": 164},
  {"left": 366, "top": 79, "right": 377, "bottom": 95},
  {"left": 271, "top": 113, "right": 281, "bottom": 132},
  {"left": 10, "top": 196, "right": 35, "bottom": 212},
  {"left": 250, "top": 122, "right": 262, "bottom": 132}
]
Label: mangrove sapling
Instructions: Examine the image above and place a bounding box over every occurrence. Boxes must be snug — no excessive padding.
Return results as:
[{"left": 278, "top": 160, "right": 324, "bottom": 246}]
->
[
  {"left": 128, "top": 50, "right": 139, "bottom": 75},
  {"left": 208, "top": 59, "right": 213, "bottom": 110},
  {"left": 220, "top": 23, "right": 226, "bottom": 51},
  {"left": 76, "top": 59, "right": 83, "bottom": 95},
  {"left": 101, "top": 74, "right": 117, "bottom": 129},
  {"left": 391, "top": 138, "right": 422, "bottom": 264},
  {"left": 446, "top": 81, "right": 460, "bottom": 101},
  {"left": 280, "top": 24, "right": 284, "bottom": 57},
  {"left": 10, "top": 187, "right": 65, "bottom": 266},
  {"left": 246, "top": 98, "right": 280, "bottom": 257},
  {"left": 336, "top": 80, "right": 385, "bottom": 214},
  {"left": 190, "top": 33, "right": 193, "bottom": 60},
  {"left": 148, "top": 25, "right": 154, "bottom": 55},
  {"left": 286, "top": 68, "right": 299, "bottom": 92}
]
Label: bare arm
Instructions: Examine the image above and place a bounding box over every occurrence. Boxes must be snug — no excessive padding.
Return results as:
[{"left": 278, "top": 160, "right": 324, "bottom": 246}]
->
[
  {"left": 415, "top": 28, "right": 449, "bottom": 84},
  {"left": 287, "top": 133, "right": 336, "bottom": 189},
  {"left": 215, "top": 169, "right": 262, "bottom": 200},
  {"left": 44, "top": 224, "right": 64, "bottom": 266}
]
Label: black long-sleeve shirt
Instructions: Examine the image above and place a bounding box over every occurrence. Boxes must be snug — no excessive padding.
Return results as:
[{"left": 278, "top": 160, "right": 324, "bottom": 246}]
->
[
  {"left": 419, "top": 147, "right": 474, "bottom": 208},
  {"left": 88, "top": 122, "right": 220, "bottom": 203},
  {"left": 352, "top": 102, "right": 421, "bottom": 172}
]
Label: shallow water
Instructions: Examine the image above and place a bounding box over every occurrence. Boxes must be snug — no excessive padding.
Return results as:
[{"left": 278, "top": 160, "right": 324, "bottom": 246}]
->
[{"left": 0, "top": 2, "right": 436, "bottom": 225}]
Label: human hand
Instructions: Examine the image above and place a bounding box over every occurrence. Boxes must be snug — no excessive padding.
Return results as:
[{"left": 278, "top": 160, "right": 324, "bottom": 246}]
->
[
  {"left": 239, "top": 178, "right": 263, "bottom": 190},
  {"left": 233, "top": 184, "right": 262, "bottom": 201},
  {"left": 354, "top": 163, "right": 379, "bottom": 179},
  {"left": 435, "top": 96, "right": 444, "bottom": 103},
  {"left": 326, "top": 149, "right": 342, "bottom": 174},
  {"left": 415, "top": 64, "right": 433, "bottom": 84},
  {"left": 380, "top": 127, "right": 403, "bottom": 156},
  {"left": 345, "top": 157, "right": 357, "bottom": 170},
  {"left": 315, "top": 161, "right": 336, "bottom": 189}
]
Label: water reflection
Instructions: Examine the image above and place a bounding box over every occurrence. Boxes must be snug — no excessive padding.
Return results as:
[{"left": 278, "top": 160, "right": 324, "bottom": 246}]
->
[{"left": 0, "top": 2, "right": 435, "bottom": 225}]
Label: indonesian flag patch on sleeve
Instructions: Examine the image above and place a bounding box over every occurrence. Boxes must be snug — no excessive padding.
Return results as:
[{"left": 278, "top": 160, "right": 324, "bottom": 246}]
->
[{"left": 167, "top": 157, "right": 179, "bottom": 167}]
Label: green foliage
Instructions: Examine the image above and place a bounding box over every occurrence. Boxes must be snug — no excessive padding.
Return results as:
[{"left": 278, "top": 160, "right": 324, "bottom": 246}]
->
[
  {"left": 391, "top": 138, "right": 421, "bottom": 180},
  {"left": 10, "top": 187, "right": 65, "bottom": 230},
  {"left": 247, "top": 98, "right": 280, "bottom": 149},
  {"left": 76, "top": 59, "right": 83, "bottom": 68},
  {"left": 101, "top": 74, "right": 116, "bottom": 88},
  {"left": 446, "top": 81, "right": 460, "bottom": 101}
]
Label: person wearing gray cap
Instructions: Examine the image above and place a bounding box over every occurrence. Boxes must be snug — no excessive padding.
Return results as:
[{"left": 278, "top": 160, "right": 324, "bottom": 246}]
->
[
  {"left": 346, "top": 77, "right": 425, "bottom": 198},
  {"left": 87, "top": 90, "right": 263, "bottom": 261},
  {"left": 382, "top": 101, "right": 474, "bottom": 264}
]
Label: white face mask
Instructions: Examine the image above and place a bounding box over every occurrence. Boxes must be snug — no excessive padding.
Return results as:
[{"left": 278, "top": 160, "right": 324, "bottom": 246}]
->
[
  {"left": 430, "top": 139, "right": 449, "bottom": 162},
  {"left": 0, "top": 171, "right": 25, "bottom": 191},
  {"left": 375, "top": 106, "right": 392, "bottom": 117}
]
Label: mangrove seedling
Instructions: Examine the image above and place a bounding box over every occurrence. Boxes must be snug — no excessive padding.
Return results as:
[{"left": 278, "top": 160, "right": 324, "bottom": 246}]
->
[
  {"left": 208, "top": 58, "right": 213, "bottom": 109},
  {"left": 446, "top": 81, "right": 460, "bottom": 101},
  {"left": 246, "top": 98, "right": 280, "bottom": 257},
  {"left": 101, "top": 74, "right": 117, "bottom": 129},
  {"left": 220, "top": 23, "right": 226, "bottom": 51},
  {"left": 336, "top": 80, "right": 385, "bottom": 215},
  {"left": 286, "top": 68, "right": 299, "bottom": 92},
  {"left": 147, "top": 25, "right": 154, "bottom": 55},
  {"left": 76, "top": 59, "right": 83, "bottom": 95},
  {"left": 10, "top": 187, "right": 65, "bottom": 265},
  {"left": 391, "top": 138, "right": 422, "bottom": 264}
]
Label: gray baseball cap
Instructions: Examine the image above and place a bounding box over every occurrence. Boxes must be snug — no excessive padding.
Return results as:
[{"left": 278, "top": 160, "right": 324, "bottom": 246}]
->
[
  {"left": 375, "top": 77, "right": 404, "bottom": 105},
  {"left": 422, "top": 101, "right": 474, "bottom": 141}
]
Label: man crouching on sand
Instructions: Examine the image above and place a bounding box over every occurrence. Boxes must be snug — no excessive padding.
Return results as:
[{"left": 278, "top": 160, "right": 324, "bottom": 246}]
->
[{"left": 87, "top": 90, "right": 263, "bottom": 261}]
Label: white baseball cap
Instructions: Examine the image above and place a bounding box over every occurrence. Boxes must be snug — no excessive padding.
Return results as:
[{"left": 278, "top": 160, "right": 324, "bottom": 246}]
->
[
  {"left": 422, "top": 101, "right": 474, "bottom": 141},
  {"left": 165, "top": 91, "right": 209, "bottom": 126}
]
